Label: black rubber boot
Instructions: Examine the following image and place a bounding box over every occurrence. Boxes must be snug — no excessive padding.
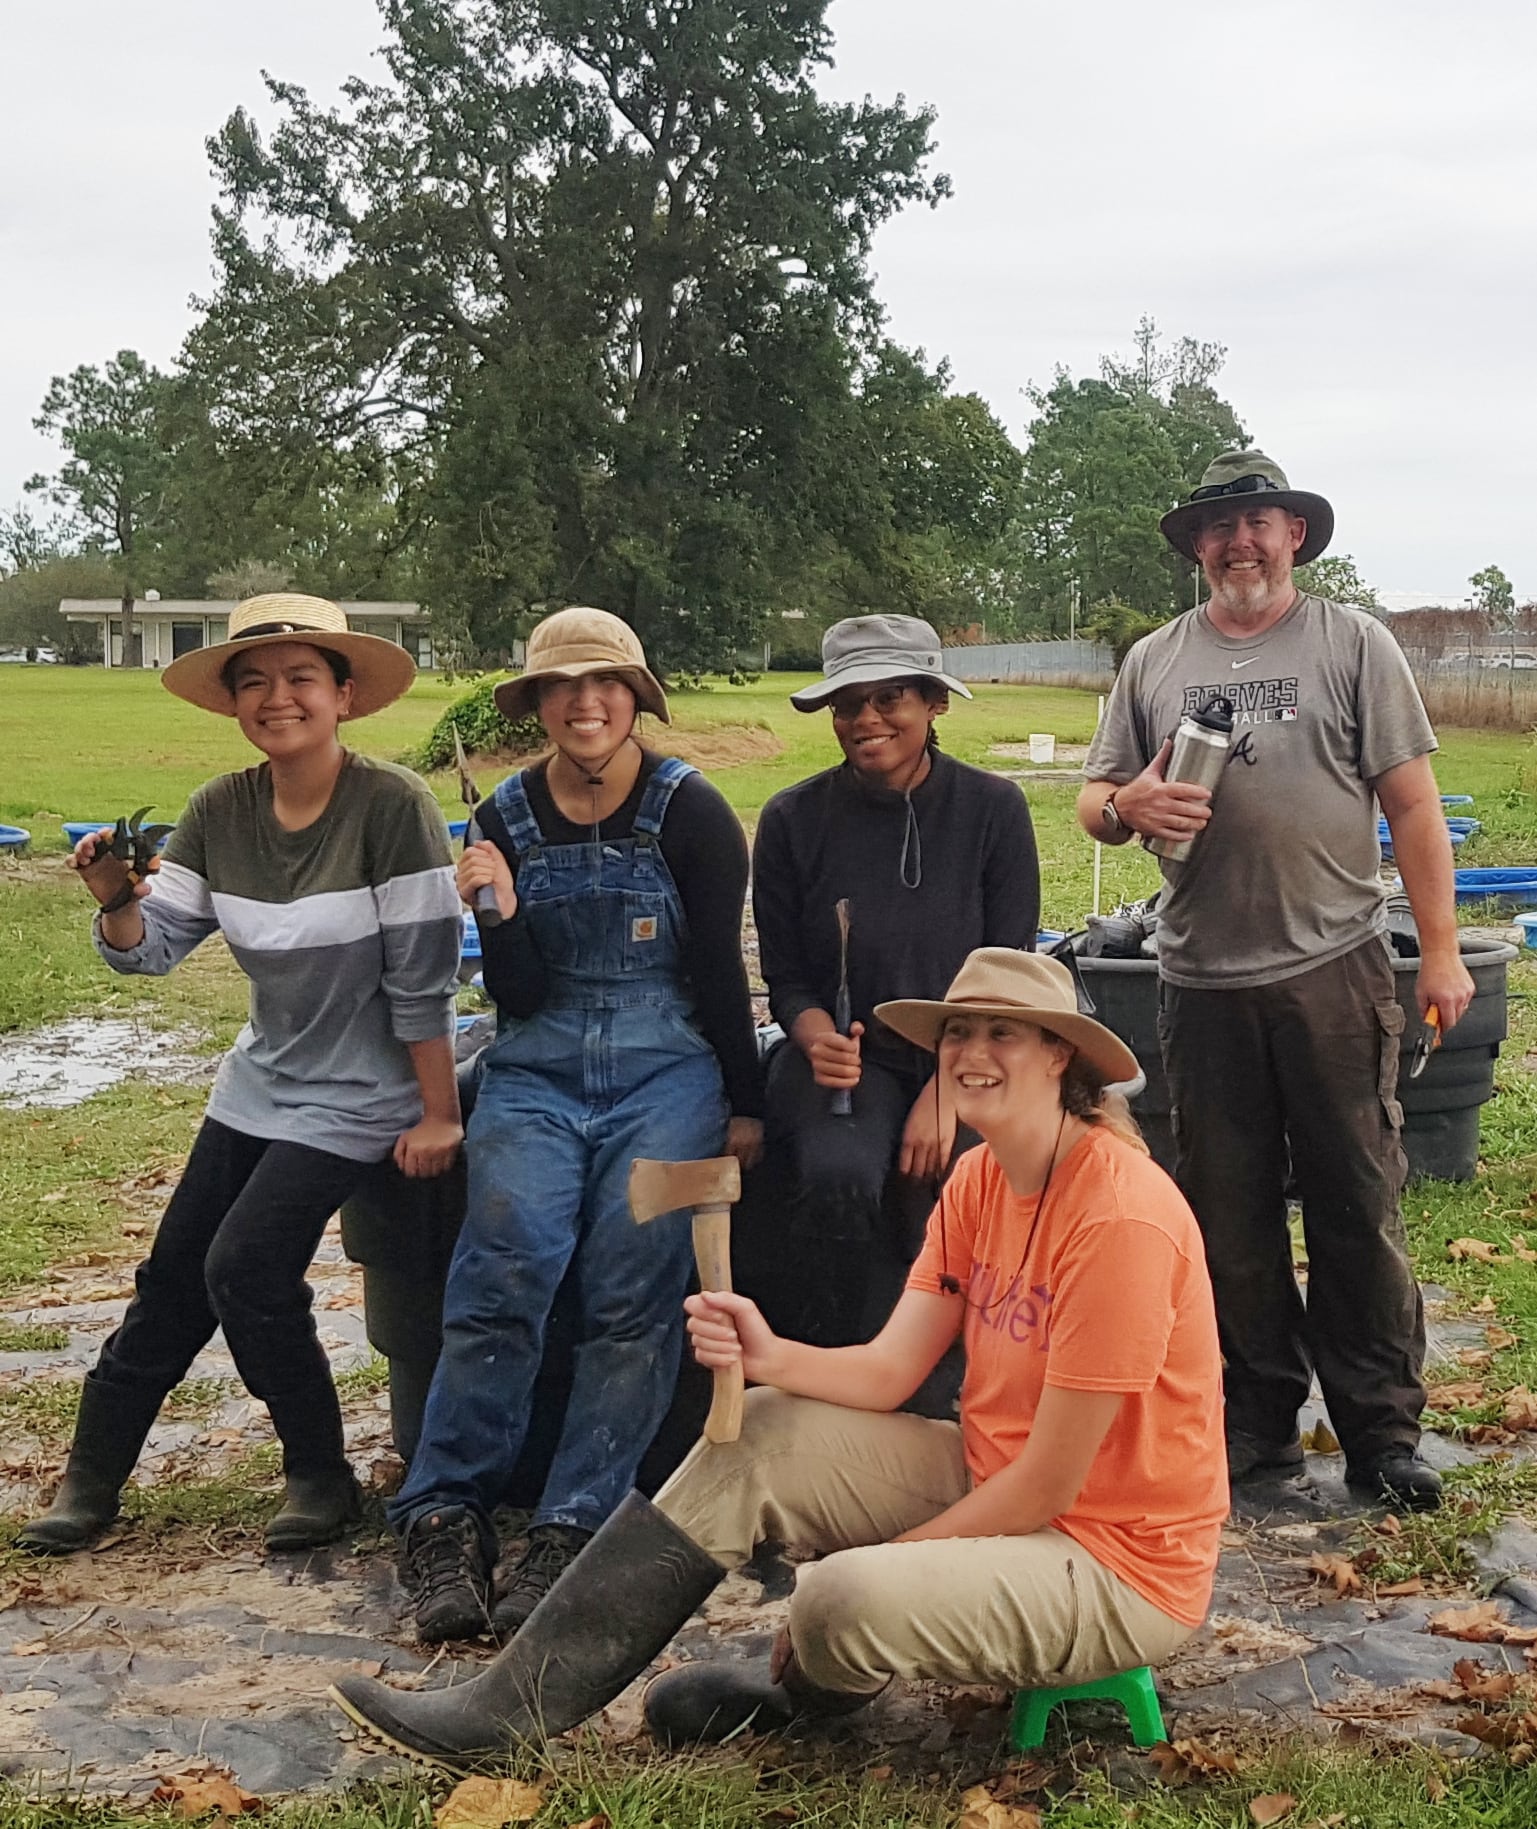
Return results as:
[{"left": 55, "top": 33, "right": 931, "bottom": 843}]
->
[
  {"left": 491, "top": 1523, "right": 592, "bottom": 1641},
  {"left": 643, "top": 1644, "right": 878, "bottom": 1746},
  {"left": 265, "top": 1467, "right": 363, "bottom": 1552},
  {"left": 18, "top": 1377, "right": 163, "bottom": 1554},
  {"left": 330, "top": 1491, "right": 724, "bottom": 1764},
  {"left": 1346, "top": 1449, "right": 1443, "bottom": 1512}
]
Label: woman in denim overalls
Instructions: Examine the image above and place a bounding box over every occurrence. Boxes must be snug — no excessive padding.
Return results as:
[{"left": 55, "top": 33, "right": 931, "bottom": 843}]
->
[{"left": 388, "top": 609, "right": 762, "bottom": 1645}]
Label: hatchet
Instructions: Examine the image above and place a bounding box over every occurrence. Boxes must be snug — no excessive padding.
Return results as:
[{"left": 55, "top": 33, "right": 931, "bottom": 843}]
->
[{"left": 629, "top": 1154, "right": 743, "bottom": 1444}]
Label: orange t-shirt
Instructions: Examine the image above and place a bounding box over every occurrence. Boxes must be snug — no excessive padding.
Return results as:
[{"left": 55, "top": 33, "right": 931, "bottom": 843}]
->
[{"left": 907, "top": 1127, "right": 1226, "bottom": 1628}]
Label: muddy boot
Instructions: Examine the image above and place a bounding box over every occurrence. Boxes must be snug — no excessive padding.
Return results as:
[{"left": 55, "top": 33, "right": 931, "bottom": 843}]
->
[
  {"left": 18, "top": 1377, "right": 163, "bottom": 1554},
  {"left": 263, "top": 1379, "right": 361, "bottom": 1551},
  {"left": 330, "top": 1491, "right": 723, "bottom": 1764},
  {"left": 401, "top": 1506, "right": 494, "bottom": 1645},
  {"left": 491, "top": 1523, "right": 592, "bottom": 1641},
  {"left": 643, "top": 1634, "right": 879, "bottom": 1745},
  {"left": 265, "top": 1467, "right": 363, "bottom": 1552}
]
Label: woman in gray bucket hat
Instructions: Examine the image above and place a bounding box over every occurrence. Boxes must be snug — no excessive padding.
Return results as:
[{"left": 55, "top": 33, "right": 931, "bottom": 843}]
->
[{"left": 750, "top": 614, "right": 1041, "bottom": 1349}]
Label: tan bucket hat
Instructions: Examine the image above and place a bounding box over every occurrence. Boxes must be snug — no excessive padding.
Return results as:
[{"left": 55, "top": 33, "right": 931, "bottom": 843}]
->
[
  {"left": 161, "top": 593, "right": 417, "bottom": 719},
  {"left": 876, "top": 948, "right": 1138, "bottom": 1084},
  {"left": 494, "top": 607, "right": 670, "bottom": 724}
]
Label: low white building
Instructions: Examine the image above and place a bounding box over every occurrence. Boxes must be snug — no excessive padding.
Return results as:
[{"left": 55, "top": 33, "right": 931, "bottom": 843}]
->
[{"left": 60, "top": 600, "right": 435, "bottom": 670}]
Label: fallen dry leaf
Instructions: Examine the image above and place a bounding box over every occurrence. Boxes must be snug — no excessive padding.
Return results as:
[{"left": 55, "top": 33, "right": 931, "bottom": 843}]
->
[
  {"left": 1300, "top": 1816, "right": 1346, "bottom": 1829},
  {"left": 1447, "top": 1237, "right": 1508, "bottom": 1264},
  {"left": 1248, "top": 1796, "right": 1295, "bottom": 1826},
  {"left": 1424, "top": 1379, "right": 1487, "bottom": 1410},
  {"left": 1452, "top": 1657, "right": 1518, "bottom": 1704},
  {"left": 1147, "top": 1739, "right": 1244, "bottom": 1785},
  {"left": 1376, "top": 1577, "right": 1425, "bottom": 1596},
  {"left": 956, "top": 1786, "right": 1041, "bottom": 1829},
  {"left": 1309, "top": 1553, "right": 1363, "bottom": 1597},
  {"left": 1455, "top": 1709, "right": 1537, "bottom": 1749},
  {"left": 1468, "top": 1296, "right": 1498, "bottom": 1315},
  {"left": 435, "top": 1777, "right": 548, "bottom": 1829},
  {"left": 9, "top": 1639, "right": 51, "bottom": 1656},
  {"left": 1426, "top": 1771, "right": 1448, "bottom": 1801},
  {"left": 1467, "top": 1423, "right": 1517, "bottom": 1445},
  {"left": 1428, "top": 1600, "right": 1509, "bottom": 1642},
  {"left": 150, "top": 1772, "right": 264, "bottom": 1819},
  {"left": 1487, "top": 1326, "right": 1519, "bottom": 1350},
  {"left": 1457, "top": 1348, "right": 1494, "bottom": 1370},
  {"left": 1300, "top": 1421, "right": 1340, "bottom": 1454},
  {"left": 563, "top": 1818, "right": 609, "bottom": 1829},
  {"left": 1502, "top": 1387, "right": 1537, "bottom": 1431},
  {"left": 1376, "top": 1513, "right": 1403, "bottom": 1537},
  {"left": 866, "top": 1766, "right": 893, "bottom": 1782}
]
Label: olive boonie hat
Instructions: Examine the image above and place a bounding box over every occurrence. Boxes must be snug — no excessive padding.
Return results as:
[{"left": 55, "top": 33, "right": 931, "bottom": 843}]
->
[
  {"left": 876, "top": 948, "right": 1138, "bottom": 1085},
  {"left": 494, "top": 607, "right": 670, "bottom": 724},
  {"left": 1160, "top": 448, "right": 1334, "bottom": 567},
  {"left": 789, "top": 614, "right": 974, "bottom": 711},
  {"left": 161, "top": 592, "right": 416, "bottom": 719}
]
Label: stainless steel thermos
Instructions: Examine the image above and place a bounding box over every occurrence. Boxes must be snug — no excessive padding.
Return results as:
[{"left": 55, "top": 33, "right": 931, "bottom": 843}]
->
[{"left": 1146, "top": 694, "right": 1234, "bottom": 862}]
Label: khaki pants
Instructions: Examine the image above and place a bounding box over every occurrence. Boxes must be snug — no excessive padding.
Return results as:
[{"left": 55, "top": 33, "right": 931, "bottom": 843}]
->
[{"left": 656, "top": 1389, "right": 1194, "bottom": 1696}]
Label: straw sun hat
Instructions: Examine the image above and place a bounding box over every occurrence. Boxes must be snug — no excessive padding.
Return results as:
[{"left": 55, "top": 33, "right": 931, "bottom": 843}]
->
[
  {"left": 161, "top": 593, "right": 417, "bottom": 719},
  {"left": 876, "top": 948, "right": 1138, "bottom": 1085},
  {"left": 494, "top": 607, "right": 670, "bottom": 724}
]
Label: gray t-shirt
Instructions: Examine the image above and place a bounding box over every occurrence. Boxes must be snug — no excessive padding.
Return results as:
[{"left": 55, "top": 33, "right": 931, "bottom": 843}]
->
[{"left": 1085, "top": 595, "right": 1435, "bottom": 989}]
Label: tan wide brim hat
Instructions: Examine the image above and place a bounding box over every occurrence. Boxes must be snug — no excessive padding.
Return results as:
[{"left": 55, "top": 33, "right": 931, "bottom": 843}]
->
[
  {"left": 876, "top": 948, "right": 1138, "bottom": 1085},
  {"left": 494, "top": 606, "right": 670, "bottom": 724},
  {"left": 161, "top": 593, "right": 417, "bottom": 719}
]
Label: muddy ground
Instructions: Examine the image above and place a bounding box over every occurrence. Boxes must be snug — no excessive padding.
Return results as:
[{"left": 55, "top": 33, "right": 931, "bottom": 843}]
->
[{"left": 2, "top": 1233, "right": 1535, "bottom": 1798}]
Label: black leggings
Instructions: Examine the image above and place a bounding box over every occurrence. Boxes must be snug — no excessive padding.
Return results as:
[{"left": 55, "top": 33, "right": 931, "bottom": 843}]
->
[{"left": 91, "top": 1118, "right": 368, "bottom": 1474}]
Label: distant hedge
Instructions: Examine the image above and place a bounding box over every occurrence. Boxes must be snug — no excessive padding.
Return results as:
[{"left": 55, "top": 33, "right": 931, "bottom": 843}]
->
[{"left": 402, "top": 675, "right": 545, "bottom": 771}]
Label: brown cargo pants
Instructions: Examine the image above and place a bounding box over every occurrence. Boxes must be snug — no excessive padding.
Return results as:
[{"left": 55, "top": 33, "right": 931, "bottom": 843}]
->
[{"left": 1158, "top": 937, "right": 1426, "bottom": 1461}]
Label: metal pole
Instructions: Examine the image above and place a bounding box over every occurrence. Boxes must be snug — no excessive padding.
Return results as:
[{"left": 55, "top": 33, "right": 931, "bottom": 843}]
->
[{"left": 1092, "top": 693, "right": 1105, "bottom": 916}]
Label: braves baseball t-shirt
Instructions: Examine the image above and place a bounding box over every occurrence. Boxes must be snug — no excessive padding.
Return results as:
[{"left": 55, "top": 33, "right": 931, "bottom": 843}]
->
[{"left": 1084, "top": 595, "right": 1435, "bottom": 988}]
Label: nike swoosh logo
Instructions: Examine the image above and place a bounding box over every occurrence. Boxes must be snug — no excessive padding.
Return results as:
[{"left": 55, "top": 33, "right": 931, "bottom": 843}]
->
[{"left": 1230, "top": 657, "right": 1260, "bottom": 669}]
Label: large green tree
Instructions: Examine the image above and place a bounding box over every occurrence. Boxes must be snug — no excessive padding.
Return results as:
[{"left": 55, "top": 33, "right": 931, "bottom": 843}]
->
[
  {"left": 187, "top": 0, "right": 974, "bottom": 667},
  {"left": 24, "top": 351, "right": 180, "bottom": 664},
  {"left": 1006, "top": 318, "right": 1248, "bottom": 635}
]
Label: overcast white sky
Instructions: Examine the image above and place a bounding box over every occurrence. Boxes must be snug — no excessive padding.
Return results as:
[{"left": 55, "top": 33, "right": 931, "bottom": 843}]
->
[{"left": 3, "top": 0, "right": 1534, "bottom": 599}]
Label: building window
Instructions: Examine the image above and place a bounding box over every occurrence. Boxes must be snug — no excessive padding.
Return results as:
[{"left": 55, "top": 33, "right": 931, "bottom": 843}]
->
[{"left": 171, "top": 622, "right": 204, "bottom": 658}]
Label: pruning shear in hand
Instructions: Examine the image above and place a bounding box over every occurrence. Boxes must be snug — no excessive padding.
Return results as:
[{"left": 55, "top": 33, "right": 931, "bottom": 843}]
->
[
  {"left": 81, "top": 806, "right": 174, "bottom": 914},
  {"left": 1409, "top": 1004, "right": 1441, "bottom": 1080},
  {"left": 452, "top": 728, "right": 503, "bottom": 929}
]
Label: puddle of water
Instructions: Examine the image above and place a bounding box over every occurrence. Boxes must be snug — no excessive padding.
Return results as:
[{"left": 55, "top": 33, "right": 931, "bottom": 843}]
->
[{"left": 0, "top": 1018, "right": 209, "bottom": 1109}]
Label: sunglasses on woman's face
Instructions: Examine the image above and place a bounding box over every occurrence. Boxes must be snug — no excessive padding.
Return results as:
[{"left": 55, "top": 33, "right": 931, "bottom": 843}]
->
[{"left": 829, "top": 683, "right": 916, "bottom": 722}]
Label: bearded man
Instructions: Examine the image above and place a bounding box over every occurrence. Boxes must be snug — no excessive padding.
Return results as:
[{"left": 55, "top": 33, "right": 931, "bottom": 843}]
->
[{"left": 1076, "top": 449, "right": 1472, "bottom": 1511}]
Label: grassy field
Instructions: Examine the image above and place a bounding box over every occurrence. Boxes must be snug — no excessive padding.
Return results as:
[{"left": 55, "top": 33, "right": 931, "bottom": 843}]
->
[{"left": 5, "top": 668, "right": 1537, "bottom": 1824}]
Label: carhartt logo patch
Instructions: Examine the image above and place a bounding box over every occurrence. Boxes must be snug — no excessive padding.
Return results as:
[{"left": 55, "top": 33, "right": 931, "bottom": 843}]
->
[{"left": 631, "top": 916, "right": 658, "bottom": 942}]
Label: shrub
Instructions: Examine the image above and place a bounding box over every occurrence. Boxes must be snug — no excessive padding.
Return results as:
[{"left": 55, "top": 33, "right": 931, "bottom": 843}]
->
[{"left": 402, "top": 675, "right": 545, "bottom": 770}]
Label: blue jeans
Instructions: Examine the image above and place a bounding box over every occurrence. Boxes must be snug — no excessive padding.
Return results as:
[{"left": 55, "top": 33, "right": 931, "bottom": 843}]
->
[{"left": 390, "top": 1004, "right": 727, "bottom": 1541}]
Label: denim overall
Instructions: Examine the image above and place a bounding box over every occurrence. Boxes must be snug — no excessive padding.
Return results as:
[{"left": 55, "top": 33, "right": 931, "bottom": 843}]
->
[{"left": 391, "top": 758, "right": 728, "bottom": 1542}]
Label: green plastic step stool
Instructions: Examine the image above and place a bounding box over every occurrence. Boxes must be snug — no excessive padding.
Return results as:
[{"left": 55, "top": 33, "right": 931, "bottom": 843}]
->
[{"left": 1011, "top": 1665, "right": 1166, "bottom": 1750}]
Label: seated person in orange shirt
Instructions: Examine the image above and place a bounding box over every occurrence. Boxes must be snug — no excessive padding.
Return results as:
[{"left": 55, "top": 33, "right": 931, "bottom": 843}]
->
[{"left": 331, "top": 949, "right": 1227, "bottom": 1762}]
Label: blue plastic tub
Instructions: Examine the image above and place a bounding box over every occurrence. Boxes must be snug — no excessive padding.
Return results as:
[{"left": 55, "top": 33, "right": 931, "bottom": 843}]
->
[
  {"left": 0, "top": 824, "right": 30, "bottom": 852},
  {"left": 1393, "top": 867, "right": 1537, "bottom": 911},
  {"left": 1441, "top": 795, "right": 1475, "bottom": 808},
  {"left": 1517, "top": 913, "right": 1537, "bottom": 952},
  {"left": 448, "top": 818, "right": 468, "bottom": 841},
  {"left": 1380, "top": 820, "right": 1468, "bottom": 862},
  {"left": 460, "top": 911, "right": 482, "bottom": 960},
  {"left": 1037, "top": 929, "right": 1067, "bottom": 950}
]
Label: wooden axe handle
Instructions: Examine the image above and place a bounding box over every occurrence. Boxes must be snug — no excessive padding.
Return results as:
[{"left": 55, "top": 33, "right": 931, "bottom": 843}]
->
[{"left": 691, "top": 1203, "right": 743, "bottom": 1444}]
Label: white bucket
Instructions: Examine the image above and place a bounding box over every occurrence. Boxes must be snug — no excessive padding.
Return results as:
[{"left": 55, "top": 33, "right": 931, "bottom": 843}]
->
[{"left": 1028, "top": 733, "right": 1056, "bottom": 764}]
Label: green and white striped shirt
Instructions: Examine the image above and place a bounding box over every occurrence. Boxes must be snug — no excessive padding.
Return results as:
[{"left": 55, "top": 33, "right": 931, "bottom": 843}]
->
[{"left": 96, "top": 753, "right": 461, "bottom": 1160}]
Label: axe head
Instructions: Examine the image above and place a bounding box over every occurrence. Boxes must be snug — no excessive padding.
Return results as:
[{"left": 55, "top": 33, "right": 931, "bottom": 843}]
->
[{"left": 629, "top": 1155, "right": 740, "bottom": 1224}]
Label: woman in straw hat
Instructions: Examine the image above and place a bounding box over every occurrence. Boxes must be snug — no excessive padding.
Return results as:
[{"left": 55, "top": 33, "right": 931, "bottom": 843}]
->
[
  {"left": 330, "top": 948, "right": 1224, "bottom": 1764},
  {"left": 385, "top": 606, "right": 762, "bottom": 1647},
  {"left": 22, "top": 595, "right": 463, "bottom": 1557},
  {"left": 751, "top": 614, "right": 1040, "bottom": 1345}
]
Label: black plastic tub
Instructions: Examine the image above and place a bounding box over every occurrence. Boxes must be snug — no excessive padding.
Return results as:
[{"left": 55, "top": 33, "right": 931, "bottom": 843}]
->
[{"left": 1076, "top": 936, "right": 1516, "bottom": 1184}]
